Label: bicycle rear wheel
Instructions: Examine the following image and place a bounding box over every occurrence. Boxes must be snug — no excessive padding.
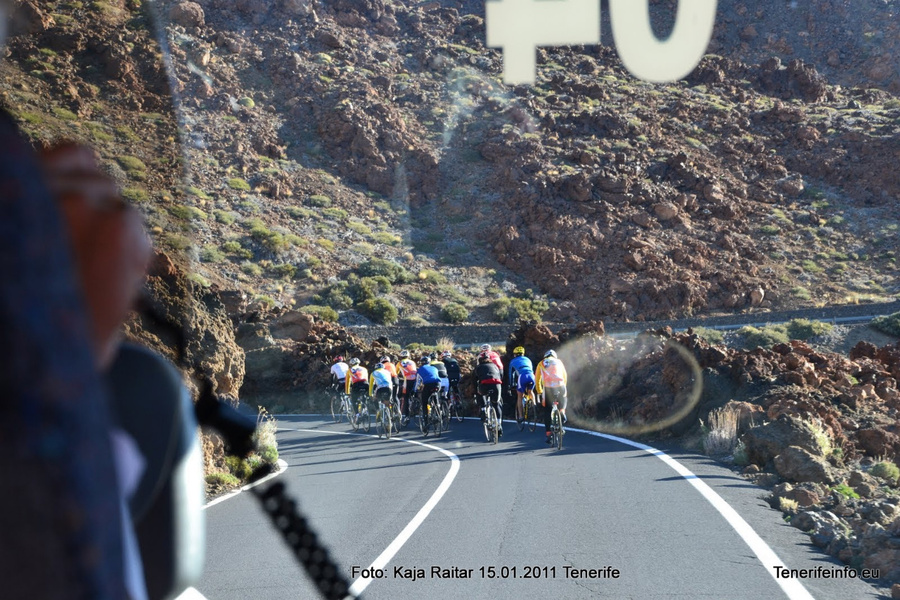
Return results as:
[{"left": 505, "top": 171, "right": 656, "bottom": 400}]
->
[
  {"left": 361, "top": 406, "right": 371, "bottom": 433},
  {"left": 349, "top": 405, "right": 360, "bottom": 431},
  {"left": 330, "top": 395, "right": 341, "bottom": 423},
  {"left": 440, "top": 399, "right": 450, "bottom": 432},
  {"left": 451, "top": 392, "right": 464, "bottom": 422},
  {"left": 552, "top": 409, "right": 562, "bottom": 450},
  {"left": 483, "top": 405, "right": 496, "bottom": 444},
  {"left": 375, "top": 408, "right": 385, "bottom": 438},
  {"left": 526, "top": 397, "right": 538, "bottom": 432}
]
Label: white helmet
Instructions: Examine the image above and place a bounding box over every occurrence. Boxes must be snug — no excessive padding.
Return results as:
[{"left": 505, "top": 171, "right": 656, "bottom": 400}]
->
[
  {"left": 480, "top": 344, "right": 491, "bottom": 352},
  {"left": 544, "top": 350, "right": 557, "bottom": 359}
]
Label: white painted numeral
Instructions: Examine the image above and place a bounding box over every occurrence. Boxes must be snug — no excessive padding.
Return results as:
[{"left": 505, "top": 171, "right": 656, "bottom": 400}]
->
[
  {"left": 486, "top": 0, "right": 600, "bottom": 85},
  {"left": 609, "top": 0, "right": 718, "bottom": 83}
]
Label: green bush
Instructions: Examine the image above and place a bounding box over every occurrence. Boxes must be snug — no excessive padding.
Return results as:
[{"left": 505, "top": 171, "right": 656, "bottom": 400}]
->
[
  {"left": 169, "top": 205, "right": 207, "bottom": 221},
  {"left": 441, "top": 302, "right": 469, "bottom": 323},
  {"left": 786, "top": 319, "right": 832, "bottom": 340},
  {"left": 200, "top": 245, "right": 225, "bottom": 263},
  {"left": 491, "top": 296, "right": 549, "bottom": 323},
  {"left": 418, "top": 269, "right": 447, "bottom": 284},
  {"left": 214, "top": 209, "right": 237, "bottom": 225},
  {"left": 357, "top": 258, "right": 412, "bottom": 283},
  {"left": 121, "top": 187, "right": 149, "bottom": 203},
  {"left": 872, "top": 312, "right": 900, "bottom": 337},
  {"left": 308, "top": 194, "right": 332, "bottom": 207},
  {"left": 222, "top": 241, "right": 243, "bottom": 254},
  {"left": 350, "top": 276, "right": 392, "bottom": 302},
  {"left": 238, "top": 96, "right": 255, "bottom": 108},
  {"left": 692, "top": 327, "right": 724, "bottom": 344},
  {"left": 118, "top": 155, "right": 147, "bottom": 180},
  {"left": 241, "top": 261, "right": 263, "bottom": 276},
  {"left": 358, "top": 298, "right": 398, "bottom": 324},
  {"left": 300, "top": 305, "right": 338, "bottom": 322},
  {"left": 315, "top": 283, "right": 353, "bottom": 310},
  {"left": 228, "top": 178, "right": 251, "bottom": 191},
  {"left": 870, "top": 461, "right": 900, "bottom": 484},
  {"left": 322, "top": 207, "right": 348, "bottom": 221},
  {"left": 737, "top": 325, "right": 789, "bottom": 349},
  {"left": 270, "top": 263, "right": 297, "bottom": 280}
]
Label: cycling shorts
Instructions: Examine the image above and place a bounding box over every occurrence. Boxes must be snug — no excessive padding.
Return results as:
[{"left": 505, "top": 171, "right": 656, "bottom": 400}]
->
[{"left": 516, "top": 373, "right": 536, "bottom": 394}]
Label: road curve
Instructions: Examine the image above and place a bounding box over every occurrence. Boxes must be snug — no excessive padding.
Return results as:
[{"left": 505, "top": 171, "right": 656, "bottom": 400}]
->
[{"left": 194, "top": 416, "right": 884, "bottom": 600}]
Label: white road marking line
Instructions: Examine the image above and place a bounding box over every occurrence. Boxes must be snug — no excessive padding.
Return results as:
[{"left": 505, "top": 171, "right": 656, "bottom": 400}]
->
[
  {"left": 291, "top": 428, "right": 460, "bottom": 597},
  {"left": 202, "top": 458, "right": 288, "bottom": 509},
  {"left": 574, "top": 427, "right": 816, "bottom": 600}
]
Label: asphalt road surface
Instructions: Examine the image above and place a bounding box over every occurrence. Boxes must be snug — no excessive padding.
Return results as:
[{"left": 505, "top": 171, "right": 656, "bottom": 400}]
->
[{"left": 191, "top": 415, "right": 888, "bottom": 600}]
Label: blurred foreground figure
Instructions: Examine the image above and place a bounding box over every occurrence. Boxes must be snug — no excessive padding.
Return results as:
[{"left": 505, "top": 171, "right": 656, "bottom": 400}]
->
[{"left": 0, "top": 2, "right": 152, "bottom": 593}]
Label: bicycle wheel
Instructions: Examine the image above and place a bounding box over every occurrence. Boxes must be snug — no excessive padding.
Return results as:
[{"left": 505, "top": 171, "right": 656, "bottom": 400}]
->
[
  {"left": 349, "top": 404, "right": 360, "bottom": 431},
  {"left": 433, "top": 399, "right": 443, "bottom": 437},
  {"left": 552, "top": 409, "right": 562, "bottom": 450},
  {"left": 526, "top": 398, "right": 538, "bottom": 432},
  {"left": 451, "top": 392, "right": 464, "bottom": 422},
  {"left": 375, "top": 408, "right": 384, "bottom": 438},
  {"left": 517, "top": 398, "right": 526, "bottom": 431},
  {"left": 392, "top": 402, "right": 402, "bottom": 432},
  {"left": 330, "top": 395, "right": 343, "bottom": 423},
  {"left": 482, "top": 405, "right": 494, "bottom": 444},
  {"left": 361, "top": 406, "right": 371, "bottom": 433},
  {"left": 440, "top": 399, "right": 450, "bottom": 432}
]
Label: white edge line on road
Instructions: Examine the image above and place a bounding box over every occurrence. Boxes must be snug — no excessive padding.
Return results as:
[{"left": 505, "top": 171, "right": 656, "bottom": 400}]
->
[
  {"left": 202, "top": 458, "right": 289, "bottom": 509},
  {"left": 571, "top": 426, "right": 815, "bottom": 600},
  {"left": 290, "top": 428, "right": 460, "bottom": 598}
]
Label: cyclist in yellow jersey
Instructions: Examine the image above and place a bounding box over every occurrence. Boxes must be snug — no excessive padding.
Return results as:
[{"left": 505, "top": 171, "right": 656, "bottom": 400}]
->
[{"left": 535, "top": 349, "right": 568, "bottom": 444}]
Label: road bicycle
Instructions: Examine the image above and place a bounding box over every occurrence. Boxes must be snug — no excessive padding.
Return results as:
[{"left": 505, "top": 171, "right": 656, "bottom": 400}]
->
[
  {"left": 330, "top": 386, "right": 352, "bottom": 424},
  {"left": 446, "top": 384, "right": 464, "bottom": 423},
  {"left": 416, "top": 390, "right": 443, "bottom": 438},
  {"left": 548, "top": 400, "right": 564, "bottom": 450},
  {"left": 517, "top": 388, "right": 538, "bottom": 432},
  {"left": 481, "top": 390, "right": 500, "bottom": 445}
]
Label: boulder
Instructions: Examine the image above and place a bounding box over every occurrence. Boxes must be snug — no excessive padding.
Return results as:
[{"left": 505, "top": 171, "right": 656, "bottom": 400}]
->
[
  {"left": 774, "top": 446, "right": 835, "bottom": 484},
  {"left": 169, "top": 1, "right": 205, "bottom": 28},
  {"left": 741, "top": 414, "right": 824, "bottom": 466}
]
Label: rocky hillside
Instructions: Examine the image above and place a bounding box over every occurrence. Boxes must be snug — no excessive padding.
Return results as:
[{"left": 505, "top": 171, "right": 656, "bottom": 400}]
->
[{"left": 3, "top": 0, "right": 899, "bottom": 327}]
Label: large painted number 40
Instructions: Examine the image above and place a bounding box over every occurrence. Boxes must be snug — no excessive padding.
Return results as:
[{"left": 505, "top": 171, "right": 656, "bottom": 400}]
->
[{"left": 486, "top": 0, "right": 718, "bottom": 84}]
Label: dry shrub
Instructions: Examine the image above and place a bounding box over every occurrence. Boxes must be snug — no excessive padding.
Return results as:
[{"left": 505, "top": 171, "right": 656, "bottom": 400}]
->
[{"left": 703, "top": 405, "right": 740, "bottom": 456}]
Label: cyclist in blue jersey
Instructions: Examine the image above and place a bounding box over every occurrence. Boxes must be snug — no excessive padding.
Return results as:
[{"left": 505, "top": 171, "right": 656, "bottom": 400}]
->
[
  {"left": 412, "top": 356, "right": 441, "bottom": 419},
  {"left": 508, "top": 346, "right": 536, "bottom": 424}
]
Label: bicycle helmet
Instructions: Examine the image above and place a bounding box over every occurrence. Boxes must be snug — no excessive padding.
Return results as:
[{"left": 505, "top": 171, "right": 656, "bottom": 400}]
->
[
  {"left": 441, "top": 350, "right": 451, "bottom": 359},
  {"left": 373, "top": 362, "right": 383, "bottom": 369},
  {"left": 399, "top": 350, "right": 410, "bottom": 358},
  {"left": 418, "top": 356, "right": 430, "bottom": 366},
  {"left": 334, "top": 355, "right": 344, "bottom": 363},
  {"left": 349, "top": 357, "right": 360, "bottom": 366},
  {"left": 513, "top": 346, "right": 525, "bottom": 356},
  {"left": 480, "top": 344, "right": 492, "bottom": 352},
  {"left": 544, "top": 350, "right": 557, "bottom": 359},
  {"left": 380, "top": 355, "right": 390, "bottom": 363}
]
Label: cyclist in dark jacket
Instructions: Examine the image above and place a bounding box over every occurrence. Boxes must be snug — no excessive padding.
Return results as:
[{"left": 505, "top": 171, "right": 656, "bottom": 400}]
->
[
  {"left": 441, "top": 350, "right": 462, "bottom": 400},
  {"left": 474, "top": 352, "right": 504, "bottom": 437}
]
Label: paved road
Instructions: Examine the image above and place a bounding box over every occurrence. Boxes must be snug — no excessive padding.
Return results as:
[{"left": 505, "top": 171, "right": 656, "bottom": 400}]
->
[{"left": 193, "top": 416, "right": 887, "bottom": 600}]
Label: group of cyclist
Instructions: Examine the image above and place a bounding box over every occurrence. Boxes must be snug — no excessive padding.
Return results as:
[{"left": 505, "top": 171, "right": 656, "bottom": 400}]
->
[{"left": 329, "top": 343, "right": 569, "bottom": 444}]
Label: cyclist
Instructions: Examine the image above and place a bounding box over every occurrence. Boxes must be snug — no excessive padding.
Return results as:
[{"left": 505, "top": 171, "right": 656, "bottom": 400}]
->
[
  {"left": 475, "top": 352, "right": 504, "bottom": 438},
  {"left": 412, "top": 355, "right": 441, "bottom": 420},
  {"left": 369, "top": 361, "right": 394, "bottom": 415},
  {"left": 380, "top": 355, "right": 399, "bottom": 403},
  {"left": 330, "top": 355, "right": 349, "bottom": 395},
  {"left": 397, "top": 349, "right": 418, "bottom": 423},
  {"left": 535, "top": 349, "right": 568, "bottom": 444},
  {"left": 441, "top": 350, "right": 462, "bottom": 402},
  {"left": 345, "top": 358, "right": 369, "bottom": 416},
  {"left": 429, "top": 352, "right": 449, "bottom": 400},
  {"left": 480, "top": 343, "right": 504, "bottom": 376},
  {"left": 508, "top": 346, "right": 536, "bottom": 423}
]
